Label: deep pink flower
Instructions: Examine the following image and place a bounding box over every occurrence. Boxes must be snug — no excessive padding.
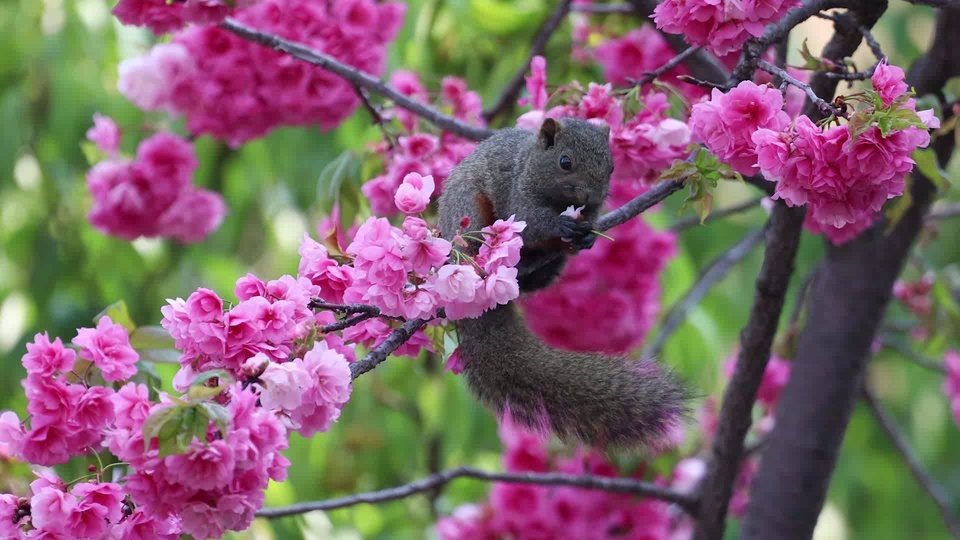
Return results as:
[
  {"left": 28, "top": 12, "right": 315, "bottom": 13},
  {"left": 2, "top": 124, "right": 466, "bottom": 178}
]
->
[
  {"left": 166, "top": 439, "right": 236, "bottom": 490},
  {"left": 30, "top": 486, "right": 76, "bottom": 533},
  {"left": 872, "top": 58, "right": 909, "bottom": 107},
  {"left": 72, "top": 316, "right": 139, "bottom": 382},
  {"left": 22, "top": 333, "right": 75, "bottom": 377},
  {"left": 522, "top": 55, "right": 548, "bottom": 110}
]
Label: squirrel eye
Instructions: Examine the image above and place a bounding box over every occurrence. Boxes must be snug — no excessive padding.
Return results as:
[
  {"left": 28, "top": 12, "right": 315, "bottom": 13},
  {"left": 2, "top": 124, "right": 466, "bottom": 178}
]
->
[{"left": 559, "top": 155, "right": 572, "bottom": 171}]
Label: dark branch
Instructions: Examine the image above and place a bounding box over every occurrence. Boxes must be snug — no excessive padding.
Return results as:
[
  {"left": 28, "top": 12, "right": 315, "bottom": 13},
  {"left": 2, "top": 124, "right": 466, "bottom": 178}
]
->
[
  {"left": 670, "top": 197, "right": 765, "bottom": 232},
  {"left": 693, "top": 202, "right": 806, "bottom": 540},
  {"left": 321, "top": 312, "right": 379, "bottom": 334},
  {"left": 758, "top": 59, "right": 847, "bottom": 118},
  {"left": 862, "top": 388, "right": 960, "bottom": 539},
  {"left": 643, "top": 228, "right": 766, "bottom": 358},
  {"left": 221, "top": 19, "right": 495, "bottom": 142},
  {"left": 350, "top": 317, "right": 432, "bottom": 379},
  {"left": 310, "top": 301, "right": 384, "bottom": 316},
  {"left": 255, "top": 465, "right": 697, "bottom": 518},
  {"left": 632, "top": 46, "right": 705, "bottom": 87},
  {"left": 353, "top": 84, "right": 395, "bottom": 147},
  {"left": 482, "top": 0, "right": 573, "bottom": 122},
  {"left": 596, "top": 180, "right": 686, "bottom": 231}
]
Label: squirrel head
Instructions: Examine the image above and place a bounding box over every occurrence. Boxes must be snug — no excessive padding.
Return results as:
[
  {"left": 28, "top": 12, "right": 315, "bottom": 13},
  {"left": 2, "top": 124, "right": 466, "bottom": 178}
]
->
[{"left": 526, "top": 117, "right": 614, "bottom": 214}]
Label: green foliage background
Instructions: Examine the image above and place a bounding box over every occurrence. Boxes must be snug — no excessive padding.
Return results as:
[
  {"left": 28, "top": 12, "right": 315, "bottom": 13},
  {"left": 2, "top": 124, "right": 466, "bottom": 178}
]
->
[{"left": 0, "top": 1, "right": 958, "bottom": 538}]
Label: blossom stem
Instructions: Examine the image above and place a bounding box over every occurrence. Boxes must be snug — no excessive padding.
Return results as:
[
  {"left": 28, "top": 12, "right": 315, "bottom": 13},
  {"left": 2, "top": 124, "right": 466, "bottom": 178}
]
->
[{"left": 757, "top": 59, "right": 847, "bottom": 118}]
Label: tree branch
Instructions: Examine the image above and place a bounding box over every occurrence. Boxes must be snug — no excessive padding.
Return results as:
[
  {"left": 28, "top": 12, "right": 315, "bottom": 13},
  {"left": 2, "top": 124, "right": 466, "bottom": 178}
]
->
[
  {"left": 643, "top": 228, "right": 767, "bottom": 358},
  {"left": 482, "top": 0, "right": 573, "bottom": 122},
  {"left": 255, "top": 465, "right": 697, "bottom": 518},
  {"left": 862, "top": 387, "right": 960, "bottom": 539},
  {"left": 220, "top": 19, "right": 495, "bottom": 142},
  {"left": 742, "top": 5, "right": 960, "bottom": 538},
  {"left": 758, "top": 59, "right": 847, "bottom": 118},
  {"left": 632, "top": 46, "right": 705, "bottom": 87},
  {"left": 350, "top": 317, "right": 432, "bottom": 379},
  {"left": 596, "top": 179, "right": 686, "bottom": 231},
  {"left": 321, "top": 312, "right": 379, "bottom": 334},
  {"left": 693, "top": 202, "right": 806, "bottom": 540}
]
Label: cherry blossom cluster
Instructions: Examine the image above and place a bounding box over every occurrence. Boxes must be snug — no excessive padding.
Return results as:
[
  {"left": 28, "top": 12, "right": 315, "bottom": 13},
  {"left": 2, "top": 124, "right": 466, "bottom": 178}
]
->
[
  {"left": 653, "top": 0, "right": 802, "bottom": 56},
  {"left": 84, "top": 117, "right": 226, "bottom": 243},
  {"left": 112, "top": 0, "right": 258, "bottom": 34},
  {"left": 753, "top": 60, "right": 939, "bottom": 243},
  {"left": 361, "top": 73, "right": 482, "bottom": 216},
  {"left": 118, "top": 0, "right": 406, "bottom": 146},
  {"left": 351, "top": 173, "right": 525, "bottom": 321}
]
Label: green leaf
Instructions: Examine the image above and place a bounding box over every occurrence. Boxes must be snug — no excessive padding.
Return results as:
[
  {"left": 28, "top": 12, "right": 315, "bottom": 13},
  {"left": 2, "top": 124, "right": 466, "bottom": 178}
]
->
[
  {"left": 317, "top": 150, "right": 359, "bottom": 211},
  {"left": 129, "top": 326, "right": 176, "bottom": 349},
  {"left": 468, "top": 0, "right": 545, "bottom": 36},
  {"left": 933, "top": 278, "right": 960, "bottom": 320},
  {"left": 142, "top": 404, "right": 182, "bottom": 447},
  {"left": 187, "top": 370, "right": 233, "bottom": 401},
  {"left": 80, "top": 141, "right": 106, "bottom": 166},
  {"left": 660, "top": 159, "right": 697, "bottom": 182},
  {"left": 943, "top": 76, "right": 960, "bottom": 103},
  {"left": 95, "top": 301, "right": 136, "bottom": 332},
  {"left": 425, "top": 325, "right": 447, "bottom": 359},
  {"left": 912, "top": 148, "right": 952, "bottom": 191},
  {"left": 199, "top": 402, "right": 231, "bottom": 440},
  {"left": 798, "top": 39, "right": 825, "bottom": 70}
]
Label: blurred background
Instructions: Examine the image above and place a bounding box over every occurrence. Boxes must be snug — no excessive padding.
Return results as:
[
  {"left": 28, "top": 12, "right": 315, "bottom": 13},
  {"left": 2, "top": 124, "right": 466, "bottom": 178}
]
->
[{"left": 0, "top": 0, "right": 958, "bottom": 538}]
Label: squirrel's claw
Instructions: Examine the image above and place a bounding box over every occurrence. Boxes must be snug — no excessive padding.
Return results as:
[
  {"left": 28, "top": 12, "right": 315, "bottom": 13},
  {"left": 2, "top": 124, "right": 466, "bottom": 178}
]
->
[{"left": 556, "top": 215, "right": 596, "bottom": 251}]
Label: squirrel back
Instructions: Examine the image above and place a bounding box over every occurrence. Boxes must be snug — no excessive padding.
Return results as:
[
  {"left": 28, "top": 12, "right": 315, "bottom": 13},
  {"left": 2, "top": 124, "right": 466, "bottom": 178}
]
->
[{"left": 439, "top": 117, "right": 687, "bottom": 449}]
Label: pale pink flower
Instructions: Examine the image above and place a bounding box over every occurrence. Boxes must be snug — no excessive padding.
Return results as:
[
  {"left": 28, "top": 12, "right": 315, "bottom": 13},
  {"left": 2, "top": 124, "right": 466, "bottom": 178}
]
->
[
  {"left": 394, "top": 172, "right": 436, "bottom": 214},
  {"left": 257, "top": 358, "right": 309, "bottom": 412},
  {"left": 30, "top": 486, "right": 77, "bottom": 533},
  {"left": 86, "top": 113, "right": 121, "bottom": 156}
]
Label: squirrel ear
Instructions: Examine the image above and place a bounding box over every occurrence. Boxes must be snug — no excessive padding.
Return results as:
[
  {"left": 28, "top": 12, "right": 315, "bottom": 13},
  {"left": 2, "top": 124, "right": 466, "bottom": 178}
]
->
[{"left": 538, "top": 117, "right": 560, "bottom": 149}]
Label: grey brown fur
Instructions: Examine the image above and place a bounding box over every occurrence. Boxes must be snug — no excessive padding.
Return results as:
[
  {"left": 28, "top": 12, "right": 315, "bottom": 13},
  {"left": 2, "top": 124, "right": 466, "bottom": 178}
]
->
[{"left": 438, "top": 117, "right": 687, "bottom": 448}]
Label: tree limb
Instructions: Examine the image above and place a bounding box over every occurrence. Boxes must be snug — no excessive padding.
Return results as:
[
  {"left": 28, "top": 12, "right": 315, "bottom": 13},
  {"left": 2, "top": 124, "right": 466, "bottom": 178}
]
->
[
  {"left": 220, "top": 19, "right": 495, "bottom": 142},
  {"left": 350, "top": 317, "right": 432, "bottom": 379},
  {"left": 482, "top": 0, "right": 573, "bottom": 122},
  {"left": 255, "top": 465, "right": 698, "bottom": 518},
  {"left": 742, "top": 4, "right": 960, "bottom": 538},
  {"left": 693, "top": 202, "right": 806, "bottom": 540},
  {"left": 758, "top": 59, "right": 847, "bottom": 118},
  {"left": 596, "top": 179, "right": 686, "bottom": 231},
  {"left": 643, "top": 227, "right": 767, "bottom": 359},
  {"left": 632, "top": 46, "right": 705, "bottom": 87},
  {"left": 862, "top": 387, "right": 960, "bottom": 539}
]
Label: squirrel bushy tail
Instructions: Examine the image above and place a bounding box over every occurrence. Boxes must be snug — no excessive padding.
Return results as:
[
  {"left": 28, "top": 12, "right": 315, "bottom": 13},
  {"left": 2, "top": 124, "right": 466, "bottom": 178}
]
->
[{"left": 456, "top": 303, "right": 687, "bottom": 448}]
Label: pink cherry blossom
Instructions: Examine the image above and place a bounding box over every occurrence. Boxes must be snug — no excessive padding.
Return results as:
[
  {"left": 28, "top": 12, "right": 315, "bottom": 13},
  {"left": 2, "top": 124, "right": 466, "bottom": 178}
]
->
[
  {"left": 872, "top": 58, "right": 909, "bottom": 107},
  {"left": 72, "top": 316, "right": 139, "bottom": 382},
  {"left": 394, "top": 172, "right": 436, "bottom": 214},
  {"left": 30, "top": 486, "right": 77, "bottom": 533},
  {"left": 654, "top": 0, "right": 801, "bottom": 56},
  {"left": 690, "top": 80, "right": 791, "bottom": 175},
  {"left": 520, "top": 55, "right": 548, "bottom": 110},
  {"left": 257, "top": 357, "right": 309, "bottom": 412},
  {"left": 22, "top": 333, "right": 75, "bottom": 377},
  {"left": 86, "top": 113, "right": 121, "bottom": 156}
]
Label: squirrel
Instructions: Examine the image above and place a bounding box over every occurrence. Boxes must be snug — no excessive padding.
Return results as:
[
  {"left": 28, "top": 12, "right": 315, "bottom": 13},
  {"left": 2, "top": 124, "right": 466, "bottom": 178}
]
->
[{"left": 438, "top": 117, "right": 687, "bottom": 449}]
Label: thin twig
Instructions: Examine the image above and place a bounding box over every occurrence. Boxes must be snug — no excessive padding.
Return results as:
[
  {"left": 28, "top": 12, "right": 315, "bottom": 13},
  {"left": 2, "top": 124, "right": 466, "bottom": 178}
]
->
[
  {"left": 221, "top": 19, "right": 494, "bottom": 142},
  {"left": 482, "top": 0, "right": 573, "bottom": 122},
  {"left": 758, "top": 59, "right": 847, "bottom": 118},
  {"left": 676, "top": 75, "right": 732, "bottom": 91},
  {"left": 862, "top": 387, "right": 960, "bottom": 540},
  {"left": 670, "top": 197, "right": 765, "bottom": 232},
  {"left": 642, "top": 228, "right": 766, "bottom": 358},
  {"left": 255, "top": 465, "right": 698, "bottom": 518},
  {"left": 310, "top": 301, "right": 383, "bottom": 315},
  {"left": 877, "top": 336, "right": 947, "bottom": 374},
  {"left": 632, "top": 46, "right": 704, "bottom": 87},
  {"left": 353, "top": 84, "right": 395, "bottom": 148}
]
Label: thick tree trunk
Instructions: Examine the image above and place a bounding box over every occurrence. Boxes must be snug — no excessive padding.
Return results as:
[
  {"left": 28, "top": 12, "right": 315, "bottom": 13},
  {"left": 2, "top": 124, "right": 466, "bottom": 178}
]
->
[{"left": 741, "top": 7, "right": 960, "bottom": 539}]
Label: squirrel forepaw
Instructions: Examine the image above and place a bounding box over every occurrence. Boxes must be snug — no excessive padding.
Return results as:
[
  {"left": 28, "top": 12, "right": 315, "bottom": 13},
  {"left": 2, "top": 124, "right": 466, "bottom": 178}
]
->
[{"left": 556, "top": 215, "right": 596, "bottom": 251}]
